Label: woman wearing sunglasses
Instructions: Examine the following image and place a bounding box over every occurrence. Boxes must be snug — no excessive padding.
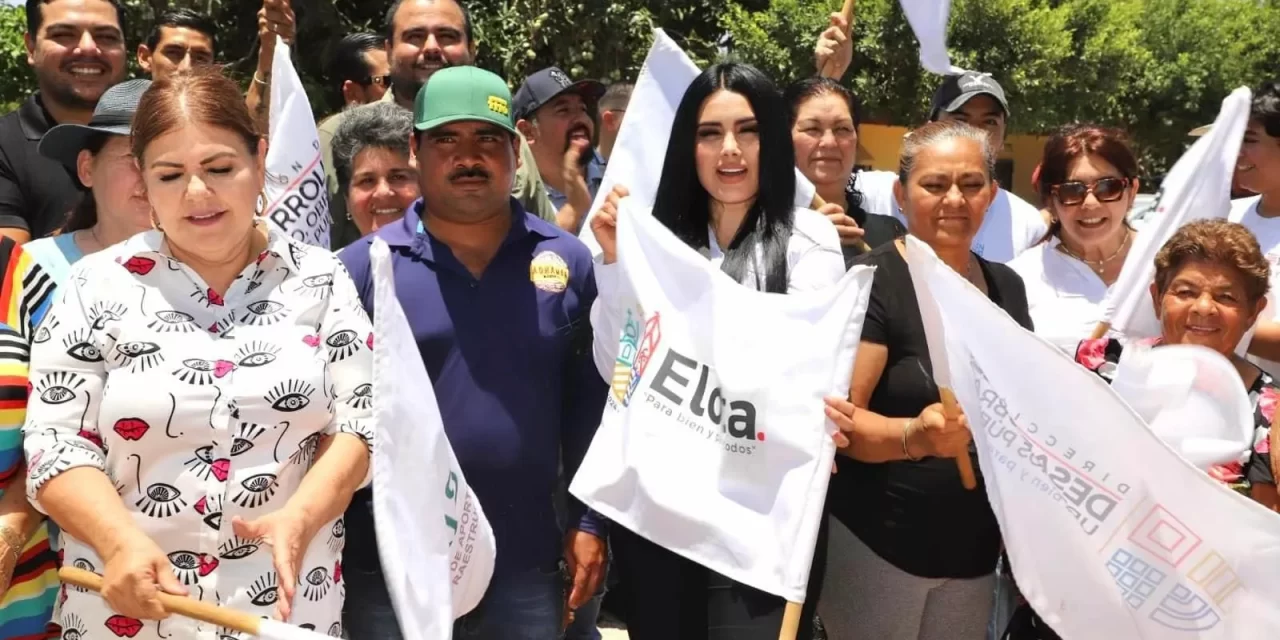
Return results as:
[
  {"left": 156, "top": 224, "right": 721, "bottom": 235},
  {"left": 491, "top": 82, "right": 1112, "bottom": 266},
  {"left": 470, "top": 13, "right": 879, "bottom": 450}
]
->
[{"left": 1009, "top": 124, "right": 1141, "bottom": 351}]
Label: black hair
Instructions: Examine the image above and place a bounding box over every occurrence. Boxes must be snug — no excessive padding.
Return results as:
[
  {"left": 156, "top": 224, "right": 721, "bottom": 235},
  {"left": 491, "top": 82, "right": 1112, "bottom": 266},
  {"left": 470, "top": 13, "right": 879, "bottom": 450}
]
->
[
  {"left": 145, "top": 8, "right": 216, "bottom": 52},
  {"left": 329, "top": 32, "right": 384, "bottom": 106},
  {"left": 1253, "top": 81, "right": 1280, "bottom": 138},
  {"left": 652, "top": 62, "right": 795, "bottom": 294},
  {"left": 599, "top": 81, "right": 633, "bottom": 114},
  {"left": 383, "top": 0, "right": 474, "bottom": 46},
  {"left": 784, "top": 76, "right": 870, "bottom": 227},
  {"left": 61, "top": 133, "right": 109, "bottom": 234},
  {"left": 27, "top": 0, "right": 127, "bottom": 41}
]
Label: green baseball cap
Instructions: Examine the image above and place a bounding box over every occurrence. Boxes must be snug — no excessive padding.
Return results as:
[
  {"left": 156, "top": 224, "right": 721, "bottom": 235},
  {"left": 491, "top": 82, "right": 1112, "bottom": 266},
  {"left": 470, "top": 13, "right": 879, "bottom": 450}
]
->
[{"left": 413, "top": 66, "right": 517, "bottom": 135}]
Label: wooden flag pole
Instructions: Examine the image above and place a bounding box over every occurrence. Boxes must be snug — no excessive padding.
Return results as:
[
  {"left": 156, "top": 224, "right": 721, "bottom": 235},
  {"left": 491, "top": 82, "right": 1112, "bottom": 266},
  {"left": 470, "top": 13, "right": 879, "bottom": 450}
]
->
[
  {"left": 810, "top": 193, "right": 872, "bottom": 254},
  {"left": 59, "top": 567, "right": 263, "bottom": 635},
  {"left": 939, "top": 387, "right": 978, "bottom": 490},
  {"left": 818, "top": 0, "right": 857, "bottom": 78},
  {"left": 1270, "top": 400, "right": 1280, "bottom": 488},
  {"left": 779, "top": 601, "right": 804, "bottom": 639},
  {"left": 1090, "top": 321, "right": 1111, "bottom": 340}
]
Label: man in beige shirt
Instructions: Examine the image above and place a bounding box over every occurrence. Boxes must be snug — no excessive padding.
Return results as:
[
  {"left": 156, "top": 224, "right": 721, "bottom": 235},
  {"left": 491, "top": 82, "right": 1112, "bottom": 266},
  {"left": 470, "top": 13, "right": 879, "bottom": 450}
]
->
[{"left": 319, "top": 0, "right": 555, "bottom": 249}]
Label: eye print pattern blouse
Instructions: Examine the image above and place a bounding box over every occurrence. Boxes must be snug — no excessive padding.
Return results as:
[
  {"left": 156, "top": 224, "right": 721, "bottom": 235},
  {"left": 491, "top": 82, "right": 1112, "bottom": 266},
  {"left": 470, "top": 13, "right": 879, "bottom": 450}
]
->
[{"left": 22, "top": 227, "right": 374, "bottom": 640}]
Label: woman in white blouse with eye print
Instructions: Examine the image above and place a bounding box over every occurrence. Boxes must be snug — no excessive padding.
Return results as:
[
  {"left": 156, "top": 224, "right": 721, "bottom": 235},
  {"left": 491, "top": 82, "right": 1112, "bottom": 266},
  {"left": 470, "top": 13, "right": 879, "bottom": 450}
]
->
[{"left": 23, "top": 70, "right": 372, "bottom": 640}]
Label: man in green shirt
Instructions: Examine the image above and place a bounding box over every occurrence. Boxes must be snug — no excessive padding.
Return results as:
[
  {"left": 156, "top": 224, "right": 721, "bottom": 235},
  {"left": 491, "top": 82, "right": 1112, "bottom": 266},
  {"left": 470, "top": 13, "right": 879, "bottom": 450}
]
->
[{"left": 320, "top": 0, "right": 556, "bottom": 250}]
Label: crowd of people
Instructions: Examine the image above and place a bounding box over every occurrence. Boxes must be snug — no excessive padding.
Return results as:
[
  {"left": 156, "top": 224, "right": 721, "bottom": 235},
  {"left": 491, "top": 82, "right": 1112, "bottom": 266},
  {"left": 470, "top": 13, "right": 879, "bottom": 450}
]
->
[{"left": 0, "top": 1, "right": 1275, "bottom": 639}]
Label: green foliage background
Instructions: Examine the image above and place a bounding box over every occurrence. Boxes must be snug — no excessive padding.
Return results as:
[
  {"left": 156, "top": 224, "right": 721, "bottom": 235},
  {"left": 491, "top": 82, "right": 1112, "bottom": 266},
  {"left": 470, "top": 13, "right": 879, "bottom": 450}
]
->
[{"left": 1, "top": 0, "right": 1277, "bottom": 176}]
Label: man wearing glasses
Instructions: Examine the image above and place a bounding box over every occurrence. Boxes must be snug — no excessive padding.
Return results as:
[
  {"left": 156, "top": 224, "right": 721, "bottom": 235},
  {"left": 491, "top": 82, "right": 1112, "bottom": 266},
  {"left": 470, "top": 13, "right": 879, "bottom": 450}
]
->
[{"left": 326, "top": 32, "right": 392, "bottom": 112}]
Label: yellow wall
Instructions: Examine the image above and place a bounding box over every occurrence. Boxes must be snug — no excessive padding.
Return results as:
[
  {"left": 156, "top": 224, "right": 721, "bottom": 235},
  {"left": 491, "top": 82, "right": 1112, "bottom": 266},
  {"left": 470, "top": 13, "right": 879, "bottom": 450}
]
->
[{"left": 857, "top": 124, "right": 1048, "bottom": 205}]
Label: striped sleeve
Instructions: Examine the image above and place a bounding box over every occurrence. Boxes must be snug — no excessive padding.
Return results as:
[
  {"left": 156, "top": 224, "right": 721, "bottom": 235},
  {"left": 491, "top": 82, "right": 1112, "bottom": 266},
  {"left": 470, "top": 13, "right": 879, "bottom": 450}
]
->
[{"left": 0, "top": 237, "right": 55, "bottom": 490}]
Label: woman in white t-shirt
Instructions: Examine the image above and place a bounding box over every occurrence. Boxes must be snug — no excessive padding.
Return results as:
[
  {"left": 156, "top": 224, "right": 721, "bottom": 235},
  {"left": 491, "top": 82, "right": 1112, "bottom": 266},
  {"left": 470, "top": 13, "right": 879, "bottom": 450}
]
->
[
  {"left": 1008, "top": 125, "right": 1141, "bottom": 352},
  {"left": 1230, "top": 81, "right": 1280, "bottom": 376}
]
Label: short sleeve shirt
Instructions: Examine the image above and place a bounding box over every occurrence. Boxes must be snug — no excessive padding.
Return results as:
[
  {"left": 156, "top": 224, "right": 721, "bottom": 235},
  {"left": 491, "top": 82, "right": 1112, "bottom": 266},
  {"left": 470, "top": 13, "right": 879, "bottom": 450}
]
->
[
  {"left": 0, "top": 94, "right": 85, "bottom": 237},
  {"left": 829, "top": 242, "right": 1034, "bottom": 579},
  {"left": 23, "top": 226, "right": 374, "bottom": 639}
]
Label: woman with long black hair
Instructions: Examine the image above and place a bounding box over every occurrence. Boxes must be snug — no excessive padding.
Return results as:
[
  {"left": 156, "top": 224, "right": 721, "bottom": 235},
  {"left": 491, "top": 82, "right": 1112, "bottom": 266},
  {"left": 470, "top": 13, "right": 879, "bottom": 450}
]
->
[{"left": 588, "top": 62, "right": 844, "bottom": 639}]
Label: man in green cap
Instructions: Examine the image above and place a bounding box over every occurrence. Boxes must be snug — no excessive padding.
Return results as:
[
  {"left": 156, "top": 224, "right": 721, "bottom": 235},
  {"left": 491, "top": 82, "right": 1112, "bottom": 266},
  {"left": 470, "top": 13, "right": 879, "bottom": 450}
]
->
[
  {"left": 337, "top": 66, "right": 609, "bottom": 639},
  {"left": 319, "top": 0, "right": 557, "bottom": 250}
]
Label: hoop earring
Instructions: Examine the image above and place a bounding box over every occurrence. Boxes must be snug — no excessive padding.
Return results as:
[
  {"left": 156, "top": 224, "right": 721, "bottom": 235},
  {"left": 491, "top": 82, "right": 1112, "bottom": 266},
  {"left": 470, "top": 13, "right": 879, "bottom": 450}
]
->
[
  {"left": 256, "top": 189, "right": 268, "bottom": 216},
  {"left": 150, "top": 209, "right": 163, "bottom": 232}
]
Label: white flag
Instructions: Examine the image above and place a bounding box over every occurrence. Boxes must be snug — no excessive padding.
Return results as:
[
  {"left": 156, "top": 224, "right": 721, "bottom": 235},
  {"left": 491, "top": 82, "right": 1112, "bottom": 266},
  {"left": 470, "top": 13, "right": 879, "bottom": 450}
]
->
[
  {"left": 370, "top": 238, "right": 496, "bottom": 638},
  {"left": 256, "top": 620, "right": 339, "bottom": 640},
  {"left": 263, "top": 37, "right": 331, "bottom": 249},
  {"left": 905, "top": 235, "right": 1280, "bottom": 639},
  {"left": 578, "top": 30, "right": 816, "bottom": 257},
  {"left": 899, "top": 0, "right": 965, "bottom": 75},
  {"left": 1102, "top": 87, "right": 1252, "bottom": 338},
  {"left": 569, "top": 199, "right": 873, "bottom": 602}
]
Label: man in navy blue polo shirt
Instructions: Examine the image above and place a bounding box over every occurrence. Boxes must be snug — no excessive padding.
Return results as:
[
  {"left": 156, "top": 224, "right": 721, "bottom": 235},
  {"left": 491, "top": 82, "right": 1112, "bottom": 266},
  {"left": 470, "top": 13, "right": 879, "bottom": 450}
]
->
[{"left": 339, "top": 65, "right": 609, "bottom": 639}]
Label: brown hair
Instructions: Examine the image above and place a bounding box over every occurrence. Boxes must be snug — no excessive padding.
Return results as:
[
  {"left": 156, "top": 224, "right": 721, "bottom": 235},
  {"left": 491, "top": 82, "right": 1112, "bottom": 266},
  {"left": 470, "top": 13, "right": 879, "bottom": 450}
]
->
[
  {"left": 131, "top": 67, "right": 260, "bottom": 164},
  {"left": 1154, "top": 219, "right": 1270, "bottom": 306},
  {"left": 1036, "top": 124, "right": 1139, "bottom": 243}
]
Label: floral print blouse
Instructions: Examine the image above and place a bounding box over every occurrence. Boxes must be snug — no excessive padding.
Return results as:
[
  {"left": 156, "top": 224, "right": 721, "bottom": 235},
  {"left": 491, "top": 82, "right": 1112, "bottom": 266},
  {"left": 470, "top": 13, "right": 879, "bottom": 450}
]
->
[
  {"left": 22, "top": 227, "right": 373, "bottom": 640},
  {"left": 1075, "top": 338, "right": 1276, "bottom": 494}
]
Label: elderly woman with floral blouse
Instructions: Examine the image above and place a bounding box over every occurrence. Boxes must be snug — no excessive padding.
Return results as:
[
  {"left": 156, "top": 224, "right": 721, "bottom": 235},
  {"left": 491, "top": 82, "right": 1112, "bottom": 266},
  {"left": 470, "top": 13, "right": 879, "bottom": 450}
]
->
[
  {"left": 1074, "top": 219, "right": 1277, "bottom": 507},
  {"left": 22, "top": 69, "right": 373, "bottom": 639}
]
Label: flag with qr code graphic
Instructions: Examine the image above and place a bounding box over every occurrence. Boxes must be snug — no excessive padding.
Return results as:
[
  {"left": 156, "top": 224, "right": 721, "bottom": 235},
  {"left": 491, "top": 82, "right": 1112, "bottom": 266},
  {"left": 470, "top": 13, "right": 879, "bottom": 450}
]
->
[{"left": 906, "top": 235, "right": 1280, "bottom": 638}]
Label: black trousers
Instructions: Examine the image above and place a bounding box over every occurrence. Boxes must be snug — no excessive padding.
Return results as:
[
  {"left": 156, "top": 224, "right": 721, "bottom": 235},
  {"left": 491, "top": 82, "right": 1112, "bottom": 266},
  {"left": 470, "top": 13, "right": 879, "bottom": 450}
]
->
[{"left": 611, "top": 527, "right": 818, "bottom": 640}]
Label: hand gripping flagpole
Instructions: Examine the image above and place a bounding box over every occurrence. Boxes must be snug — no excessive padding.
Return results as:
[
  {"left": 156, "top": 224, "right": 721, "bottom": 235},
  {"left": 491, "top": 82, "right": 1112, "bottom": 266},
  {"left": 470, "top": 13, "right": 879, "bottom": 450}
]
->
[
  {"left": 59, "top": 567, "right": 332, "bottom": 640},
  {"left": 818, "top": 0, "right": 856, "bottom": 78}
]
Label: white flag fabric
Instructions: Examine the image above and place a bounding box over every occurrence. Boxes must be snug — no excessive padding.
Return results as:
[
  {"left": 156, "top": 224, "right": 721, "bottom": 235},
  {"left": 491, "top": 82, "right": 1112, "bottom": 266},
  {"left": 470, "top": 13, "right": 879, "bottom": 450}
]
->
[
  {"left": 1102, "top": 87, "right": 1252, "bottom": 338},
  {"left": 569, "top": 199, "right": 874, "bottom": 602},
  {"left": 899, "top": 0, "right": 965, "bottom": 75},
  {"left": 370, "top": 238, "right": 496, "bottom": 638},
  {"left": 578, "top": 30, "right": 816, "bottom": 257},
  {"left": 263, "top": 37, "right": 331, "bottom": 249},
  {"left": 1109, "top": 344, "right": 1254, "bottom": 470},
  {"left": 905, "top": 235, "right": 1280, "bottom": 638},
  {"left": 257, "top": 620, "right": 338, "bottom": 640}
]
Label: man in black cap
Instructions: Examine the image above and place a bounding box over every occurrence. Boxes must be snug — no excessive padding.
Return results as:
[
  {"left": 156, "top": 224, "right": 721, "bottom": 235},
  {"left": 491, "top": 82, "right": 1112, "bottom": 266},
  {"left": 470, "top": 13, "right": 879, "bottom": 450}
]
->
[
  {"left": 0, "top": 0, "right": 129, "bottom": 242},
  {"left": 515, "top": 67, "right": 607, "bottom": 234}
]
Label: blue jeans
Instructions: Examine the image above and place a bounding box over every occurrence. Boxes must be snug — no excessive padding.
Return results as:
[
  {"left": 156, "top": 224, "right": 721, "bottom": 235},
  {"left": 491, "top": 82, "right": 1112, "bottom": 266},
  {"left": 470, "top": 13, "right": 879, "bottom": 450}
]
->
[
  {"left": 453, "top": 564, "right": 566, "bottom": 640},
  {"left": 343, "top": 563, "right": 565, "bottom": 640},
  {"left": 564, "top": 568, "right": 606, "bottom": 640}
]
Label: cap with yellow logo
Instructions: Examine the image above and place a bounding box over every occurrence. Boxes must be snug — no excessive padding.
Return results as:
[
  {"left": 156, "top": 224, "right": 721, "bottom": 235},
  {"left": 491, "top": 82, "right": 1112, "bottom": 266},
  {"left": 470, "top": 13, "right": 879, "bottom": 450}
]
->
[{"left": 413, "top": 66, "right": 517, "bottom": 136}]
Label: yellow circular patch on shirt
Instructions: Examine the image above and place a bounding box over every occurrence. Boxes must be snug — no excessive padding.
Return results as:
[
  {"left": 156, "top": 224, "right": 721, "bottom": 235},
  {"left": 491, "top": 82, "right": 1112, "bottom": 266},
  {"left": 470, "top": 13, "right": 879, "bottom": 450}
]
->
[{"left": 530, "top": 251, "right": 570, "bottom": 293}]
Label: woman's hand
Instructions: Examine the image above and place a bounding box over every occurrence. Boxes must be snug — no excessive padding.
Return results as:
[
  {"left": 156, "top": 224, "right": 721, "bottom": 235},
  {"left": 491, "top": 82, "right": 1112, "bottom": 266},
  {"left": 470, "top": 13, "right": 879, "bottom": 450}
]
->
[
  {"left": 100, "top": 536, "right": 187, "bottom": 620},
  {"left": 232, "top": 508, "right": 319, "bottom": 622},
  {"left": 818, "top": 201, "right": 866, "bottom": 247},
  {"left": 589, "top": 185, "right": 630, "bottom": 265},
  {"left": 907, "top": 402, "right": 972, "bottom": 459}
]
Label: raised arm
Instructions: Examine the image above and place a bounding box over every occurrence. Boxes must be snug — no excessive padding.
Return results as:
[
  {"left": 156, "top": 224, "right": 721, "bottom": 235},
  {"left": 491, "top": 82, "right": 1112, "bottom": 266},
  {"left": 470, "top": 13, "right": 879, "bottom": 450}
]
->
[{"left": 245, "top": 0, "right": 296, "bottom": 134}]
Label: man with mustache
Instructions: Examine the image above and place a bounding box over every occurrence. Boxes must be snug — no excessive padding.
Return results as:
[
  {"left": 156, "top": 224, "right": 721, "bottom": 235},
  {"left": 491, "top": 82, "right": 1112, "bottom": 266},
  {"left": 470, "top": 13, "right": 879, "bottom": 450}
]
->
[
  {"left": 0, "top": 0, "right": 127, "bottom": 242},
  {"left": 338, "top": 66, "right": 609, "bottom": 639},
  {"left": 320, "top": 0, "right": 557, "bottom": 250},
  {"left": 515, "top": 67, "right": 607, "bottom": 234}
]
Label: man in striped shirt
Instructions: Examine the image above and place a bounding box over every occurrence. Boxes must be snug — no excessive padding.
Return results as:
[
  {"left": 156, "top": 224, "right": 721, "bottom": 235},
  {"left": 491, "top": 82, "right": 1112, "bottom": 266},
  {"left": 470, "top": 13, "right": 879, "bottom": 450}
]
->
[{"left": 0, "top": 237, "right": 57, "bottom": 639}]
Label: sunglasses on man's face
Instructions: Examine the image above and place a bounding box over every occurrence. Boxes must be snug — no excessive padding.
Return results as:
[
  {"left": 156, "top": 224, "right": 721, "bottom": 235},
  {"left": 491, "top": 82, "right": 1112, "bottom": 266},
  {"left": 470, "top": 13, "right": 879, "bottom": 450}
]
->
[{"left": 1051, "top": 177, "right": 1130, "bottom": 206}]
